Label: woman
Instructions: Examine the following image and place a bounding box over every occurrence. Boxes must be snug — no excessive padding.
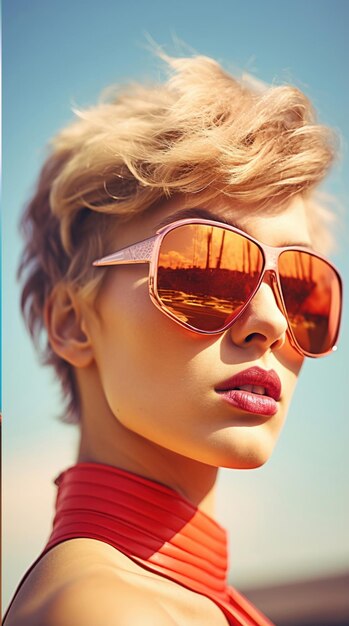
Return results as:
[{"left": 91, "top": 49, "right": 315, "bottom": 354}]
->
[{"left": 4, "top": 53, "right": 342, "bottom": 625}]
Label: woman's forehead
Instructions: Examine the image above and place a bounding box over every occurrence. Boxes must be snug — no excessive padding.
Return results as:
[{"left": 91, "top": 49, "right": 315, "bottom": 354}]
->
[
  {"left": 149, "top": 194, "right": 311, "bottom": 244},
  {"left": 111, "top": 193, "right": 313, "bottom": 251}
]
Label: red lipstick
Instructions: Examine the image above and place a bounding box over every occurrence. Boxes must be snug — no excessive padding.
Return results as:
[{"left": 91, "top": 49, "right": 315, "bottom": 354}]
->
[{"left": 215, "top": 366, "right": 282, "bottom": 416}]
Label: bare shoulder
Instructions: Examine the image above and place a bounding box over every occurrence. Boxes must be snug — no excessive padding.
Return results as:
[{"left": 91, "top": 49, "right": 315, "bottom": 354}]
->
[
  {"left": 5, "top": 541, "right": 227, "bottom": 626},
  {"left": 16, "top": 569, "right": 178, "bottom": 626}
]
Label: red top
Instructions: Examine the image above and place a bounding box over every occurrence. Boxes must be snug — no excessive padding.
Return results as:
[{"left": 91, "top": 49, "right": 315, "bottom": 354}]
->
[{"left": 5, "top": 463, "right": 274, "bottom": 625}]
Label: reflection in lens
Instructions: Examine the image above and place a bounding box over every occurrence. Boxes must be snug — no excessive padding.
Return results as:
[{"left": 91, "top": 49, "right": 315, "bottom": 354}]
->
[
  {"left": 279, "top": 251, "right": 341, "bottom": 354},
  {"left": 157, "top": 224, "right": 263, "bottom": 331}
]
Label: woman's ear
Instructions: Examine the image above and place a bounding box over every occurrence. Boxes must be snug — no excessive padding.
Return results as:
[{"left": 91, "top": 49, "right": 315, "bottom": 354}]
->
[{"left": 44, "top": 283, "right": 94, "bottom": 368}]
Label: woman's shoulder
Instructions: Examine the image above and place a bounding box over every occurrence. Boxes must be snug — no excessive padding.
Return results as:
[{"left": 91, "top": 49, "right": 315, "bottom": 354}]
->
[
  {"left": 5, "top": 539, "right": 228, "bottom": 626},
  {"left": 40, "top": 570, "right": 178, "bottom": 626},
  {"left": 11, "top": 568, "right": 177, "bottom": 626},
  {"left": 5, "top": 541, "right": 178, "bottom": 626}
]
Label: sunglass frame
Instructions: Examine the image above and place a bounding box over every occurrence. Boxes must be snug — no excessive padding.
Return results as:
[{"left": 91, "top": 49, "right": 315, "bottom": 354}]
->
[{"left": 93, "top": 218, "right": 343, "bottom": 358}]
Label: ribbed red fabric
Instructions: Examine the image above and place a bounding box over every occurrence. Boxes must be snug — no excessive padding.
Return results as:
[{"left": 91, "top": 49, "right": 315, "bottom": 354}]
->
[{"left": 41, "top": 463, "right": 273, "bottom": 626}]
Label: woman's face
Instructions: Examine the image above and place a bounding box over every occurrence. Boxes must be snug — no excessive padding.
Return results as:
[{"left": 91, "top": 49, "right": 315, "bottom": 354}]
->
[{"left": 83, "top": 195, "right": 311, "bottom": 469}]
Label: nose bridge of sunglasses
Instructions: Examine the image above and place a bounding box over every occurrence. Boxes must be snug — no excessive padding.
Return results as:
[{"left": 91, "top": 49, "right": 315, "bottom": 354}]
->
[
  {"left": 256, "top": 245, "right": 284, "bottom": 305},
  {"left": 254, "top": 255, "right": 288, "bottom": 320},
  {"left": 262, "top": 245, "right": 280, "bottom": 271}
]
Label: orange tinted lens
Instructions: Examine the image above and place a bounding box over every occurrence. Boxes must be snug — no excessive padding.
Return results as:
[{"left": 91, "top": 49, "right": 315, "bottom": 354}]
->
[
  {"left": 279, "top": 251, "right": 341, "bottom": 354},
  {"left": 156, "top": 224, "right": 263, "bottom": 332}
]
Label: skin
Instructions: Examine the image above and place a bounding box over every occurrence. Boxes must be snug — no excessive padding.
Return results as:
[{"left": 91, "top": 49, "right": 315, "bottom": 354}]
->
[
  {"left": 7, "top": 193, "right": 312, "bottom": 626},
  {"left": 73, "top": 193, "right": 308, "bottom": 513}
]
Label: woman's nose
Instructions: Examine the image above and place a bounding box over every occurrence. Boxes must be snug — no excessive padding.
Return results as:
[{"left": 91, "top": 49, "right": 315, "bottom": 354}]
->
[{"left": 229, "top": 276, "right": 288, "bottom": 354}]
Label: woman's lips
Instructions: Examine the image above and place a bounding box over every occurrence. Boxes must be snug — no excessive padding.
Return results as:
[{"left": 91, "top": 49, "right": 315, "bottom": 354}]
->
[
  {"left": 215, "top": 389, "right": 278, "bottom": 416},
  {"left": 214, "top": 366, "right": 282, "bottom": 417}
]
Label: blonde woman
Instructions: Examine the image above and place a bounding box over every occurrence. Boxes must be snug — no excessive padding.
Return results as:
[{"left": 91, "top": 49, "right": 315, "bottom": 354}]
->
[{"left": 4, "top": 53, "right": 342, "bottom": 626}]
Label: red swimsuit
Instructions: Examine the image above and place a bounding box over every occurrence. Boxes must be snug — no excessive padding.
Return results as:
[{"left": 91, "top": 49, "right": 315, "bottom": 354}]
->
[{"left": 4, "top": 463, "right": 274, "bottom": 625}]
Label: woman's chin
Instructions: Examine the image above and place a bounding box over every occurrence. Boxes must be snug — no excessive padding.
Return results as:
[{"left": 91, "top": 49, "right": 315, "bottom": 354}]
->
[{"left": 217, "top": 437, "right": 276, "bottom": 470}]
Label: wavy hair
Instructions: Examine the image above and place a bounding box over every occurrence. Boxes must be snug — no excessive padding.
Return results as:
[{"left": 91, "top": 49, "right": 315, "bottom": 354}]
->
[{"left": 18, "top": 53, "right": 337, "bottom": 422}]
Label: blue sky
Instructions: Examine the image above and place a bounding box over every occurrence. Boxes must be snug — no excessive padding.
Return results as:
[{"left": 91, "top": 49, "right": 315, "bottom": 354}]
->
[{"left": 3, "top": 0, "right": 349, "bottom": 611}]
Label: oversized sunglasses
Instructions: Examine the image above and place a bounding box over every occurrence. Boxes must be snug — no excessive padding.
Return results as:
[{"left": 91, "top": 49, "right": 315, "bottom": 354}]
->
[{"left": 93, "top": 218, "right": 342, "bottom": 358}]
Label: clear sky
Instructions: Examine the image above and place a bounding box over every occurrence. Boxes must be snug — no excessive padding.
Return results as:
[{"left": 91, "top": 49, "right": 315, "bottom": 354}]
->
[{"left": 3, "top": 0, "right": 349, "bottom": 612}]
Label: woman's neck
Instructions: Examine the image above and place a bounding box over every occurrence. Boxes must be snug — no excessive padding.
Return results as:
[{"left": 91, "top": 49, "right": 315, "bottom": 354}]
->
[
  {"left": 77, "top": 417, "right": 218, "bottom": 517},
  {"left": 76, "top": 367, "right": 219, "bottom": 517}
]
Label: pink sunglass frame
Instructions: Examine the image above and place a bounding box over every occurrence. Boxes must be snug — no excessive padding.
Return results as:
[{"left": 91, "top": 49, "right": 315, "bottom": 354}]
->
[{"left": 93, "top": 218, "right": 342, "bottom": 358}]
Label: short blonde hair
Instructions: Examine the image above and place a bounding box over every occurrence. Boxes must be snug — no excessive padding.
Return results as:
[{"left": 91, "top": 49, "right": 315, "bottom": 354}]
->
[{"left": 19, "top": 53, "right": 337, "bottom": 422}]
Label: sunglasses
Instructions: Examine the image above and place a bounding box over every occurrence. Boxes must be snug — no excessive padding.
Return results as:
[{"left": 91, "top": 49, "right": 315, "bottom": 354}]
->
[{"left": 93, "top": 218, "right": 342, "bottom": 358}]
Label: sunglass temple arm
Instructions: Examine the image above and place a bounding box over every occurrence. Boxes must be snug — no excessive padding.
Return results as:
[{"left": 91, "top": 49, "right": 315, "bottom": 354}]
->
[{"left": 93, "top": 235, "right": 158, "bottom": 267}]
